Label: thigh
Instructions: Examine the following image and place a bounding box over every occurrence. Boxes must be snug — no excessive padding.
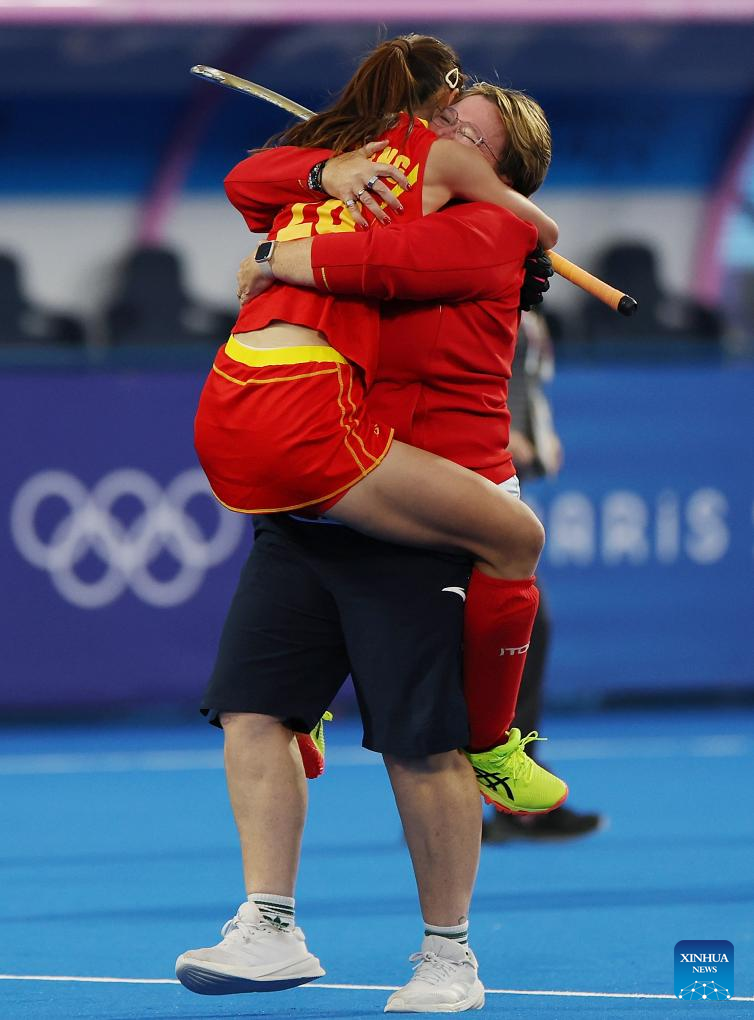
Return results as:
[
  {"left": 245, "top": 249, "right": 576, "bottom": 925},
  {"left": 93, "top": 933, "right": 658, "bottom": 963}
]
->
[
  {"left": 327, "top": 439, "right": 544, "bottom": 569},
  {"left": 201, "top": 522, "right": 350, "bottom": 733}
]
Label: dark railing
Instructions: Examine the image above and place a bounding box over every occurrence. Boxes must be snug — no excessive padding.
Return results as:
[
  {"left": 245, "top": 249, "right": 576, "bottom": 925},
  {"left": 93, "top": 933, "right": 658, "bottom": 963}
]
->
[{"left": 0, "top": 336, "right": 749, "bottom": 372}]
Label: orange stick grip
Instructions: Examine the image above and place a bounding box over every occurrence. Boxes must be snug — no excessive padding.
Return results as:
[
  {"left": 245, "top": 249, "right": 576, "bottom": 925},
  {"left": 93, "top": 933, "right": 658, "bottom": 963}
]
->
[{"left": 547, "top": 250, "right": 635, "bottom": 315}]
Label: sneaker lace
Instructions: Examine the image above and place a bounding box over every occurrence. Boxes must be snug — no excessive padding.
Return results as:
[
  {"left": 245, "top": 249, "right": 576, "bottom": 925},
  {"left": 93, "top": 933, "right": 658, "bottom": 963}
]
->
[
  {"left": 408, "top": 951, "right": 461, "bottom": 985},
  {"left": 220, "top": 914, "right": 289, "bottom": 941},
  {"left": 506, "top": 730, "right": 547, "bottom": 781}
]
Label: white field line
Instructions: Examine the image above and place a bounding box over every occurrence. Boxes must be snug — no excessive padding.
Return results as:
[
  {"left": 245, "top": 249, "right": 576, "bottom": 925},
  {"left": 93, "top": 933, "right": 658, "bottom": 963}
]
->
[
  {"left": 0, "top": 975, "right": 178, "bottom": 985},
  {"left": 0, "top": 974, "right": 752, "bottom": 1001},
  {"left": 0, "top": 734, "right": 750, "bottom": 776},
  {"left": 0, "top": 749, "right": 226, "bottom": 775}
]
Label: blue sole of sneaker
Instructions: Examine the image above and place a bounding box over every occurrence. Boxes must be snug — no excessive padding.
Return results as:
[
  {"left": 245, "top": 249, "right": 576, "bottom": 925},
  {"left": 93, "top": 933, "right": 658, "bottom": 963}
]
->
[{"left": 176, "top": 963, "right": 322, "bottom": 995}]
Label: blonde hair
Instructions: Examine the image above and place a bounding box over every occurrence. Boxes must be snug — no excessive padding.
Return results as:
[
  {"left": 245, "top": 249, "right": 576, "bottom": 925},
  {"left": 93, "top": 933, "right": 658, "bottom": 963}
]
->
[
  {"left": 271, "top": 35, "right": 462, "bottom": 153},
  {"left": 463, "top": 82, "right": 551, "bottom": 196}
]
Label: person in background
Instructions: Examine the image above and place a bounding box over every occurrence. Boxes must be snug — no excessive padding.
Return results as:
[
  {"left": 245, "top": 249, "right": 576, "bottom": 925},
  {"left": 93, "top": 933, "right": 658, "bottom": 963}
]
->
[{"left": 483, "top": 309, "right": 605, "bottom": 843}]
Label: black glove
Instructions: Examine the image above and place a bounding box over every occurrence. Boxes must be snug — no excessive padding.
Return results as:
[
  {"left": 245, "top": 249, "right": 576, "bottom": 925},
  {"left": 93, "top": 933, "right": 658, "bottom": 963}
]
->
[{"left": 519, "top": 246, "right": 553, "bottom": 311}]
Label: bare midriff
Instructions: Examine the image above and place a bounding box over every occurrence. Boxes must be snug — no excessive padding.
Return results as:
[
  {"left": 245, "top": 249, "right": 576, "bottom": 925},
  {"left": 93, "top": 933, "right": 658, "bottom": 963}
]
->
[{"left": 233, "top": 322, "right": 331, "bottom": 349}]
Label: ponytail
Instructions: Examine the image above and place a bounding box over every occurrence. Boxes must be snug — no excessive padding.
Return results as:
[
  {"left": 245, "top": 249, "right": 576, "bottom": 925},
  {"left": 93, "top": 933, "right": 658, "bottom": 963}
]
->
[{"left": 268, "top": 34, "right": 462, "bottom": 153}]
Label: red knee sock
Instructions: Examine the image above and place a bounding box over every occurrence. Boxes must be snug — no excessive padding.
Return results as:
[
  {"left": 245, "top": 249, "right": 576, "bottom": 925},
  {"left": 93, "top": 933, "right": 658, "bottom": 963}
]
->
[{"left": 463, "top": 569, "right": 540, "bottom": 752}]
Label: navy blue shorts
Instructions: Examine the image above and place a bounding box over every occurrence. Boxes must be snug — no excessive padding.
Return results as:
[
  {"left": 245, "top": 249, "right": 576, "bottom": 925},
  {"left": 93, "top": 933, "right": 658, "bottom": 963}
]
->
[{"left": 201, "top": 515, "right": 471, "bottom": 757}]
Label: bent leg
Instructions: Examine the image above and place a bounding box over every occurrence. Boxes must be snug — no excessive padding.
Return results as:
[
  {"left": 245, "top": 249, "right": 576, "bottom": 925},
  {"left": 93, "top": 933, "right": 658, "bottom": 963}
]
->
[
  {"left": 464, "top": 572, "right": 540, "bottom": 749},
  {"left": 331, "top": 443, "right": 545, "bottom": 753},
  {"left": 328, "top": 440, "right": 543, "bottom": 579}
]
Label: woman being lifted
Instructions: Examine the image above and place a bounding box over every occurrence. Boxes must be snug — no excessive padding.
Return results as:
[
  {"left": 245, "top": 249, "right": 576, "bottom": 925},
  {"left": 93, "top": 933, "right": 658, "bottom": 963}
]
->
[{"left": 195, "top": 34, "right": 565, "bottom": 815}]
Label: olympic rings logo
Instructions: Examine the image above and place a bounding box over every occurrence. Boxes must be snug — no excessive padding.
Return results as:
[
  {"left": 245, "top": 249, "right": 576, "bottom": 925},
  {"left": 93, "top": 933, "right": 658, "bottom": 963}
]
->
[{"left": 10, "top": 469, "right": 245, "bottom": 609}]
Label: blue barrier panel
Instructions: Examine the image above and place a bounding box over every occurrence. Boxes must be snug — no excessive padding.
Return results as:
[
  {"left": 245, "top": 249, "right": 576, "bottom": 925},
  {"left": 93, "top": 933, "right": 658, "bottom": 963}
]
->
[
  {"left": 527, "top": 363, "right": 754, "bottom": 699},
  {"left": 0, "top": 370, "right": 249, "bottom": 711},
  {"left": 1, "top": 362, "right": 752, "bottom": 711}
]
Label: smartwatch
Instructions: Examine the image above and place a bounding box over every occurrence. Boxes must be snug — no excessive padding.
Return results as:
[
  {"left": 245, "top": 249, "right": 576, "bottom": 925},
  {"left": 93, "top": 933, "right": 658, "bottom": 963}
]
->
[{"left": 254, "top": 240, "right": 277, "bottom": 280}]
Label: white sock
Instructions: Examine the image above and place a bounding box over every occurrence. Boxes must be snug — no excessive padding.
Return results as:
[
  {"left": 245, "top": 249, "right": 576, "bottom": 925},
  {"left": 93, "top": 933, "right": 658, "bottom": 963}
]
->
[
  {"left": 424, "top": 920, "right": 469, "bottom": 945},
  {"left": 249, "top": 892, "right": 296, "bottom": 931}
]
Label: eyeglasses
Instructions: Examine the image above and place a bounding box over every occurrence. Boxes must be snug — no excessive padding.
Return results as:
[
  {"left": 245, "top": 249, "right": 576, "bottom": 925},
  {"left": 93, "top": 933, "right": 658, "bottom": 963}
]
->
[{"left": 432, "top": 104, "right": 498, "bottom": 164}]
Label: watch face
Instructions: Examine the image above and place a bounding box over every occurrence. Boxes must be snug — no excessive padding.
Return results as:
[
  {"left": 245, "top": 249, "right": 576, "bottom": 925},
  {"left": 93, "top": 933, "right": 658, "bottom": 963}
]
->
[{"left": 256, "top": 241, "right": 274, "bottom": 263}]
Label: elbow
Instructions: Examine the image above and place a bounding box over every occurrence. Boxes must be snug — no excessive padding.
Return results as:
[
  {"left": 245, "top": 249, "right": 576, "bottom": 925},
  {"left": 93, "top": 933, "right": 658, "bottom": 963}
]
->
[{"left": 541, "top": 219, "right": 558, "bottom": 251}]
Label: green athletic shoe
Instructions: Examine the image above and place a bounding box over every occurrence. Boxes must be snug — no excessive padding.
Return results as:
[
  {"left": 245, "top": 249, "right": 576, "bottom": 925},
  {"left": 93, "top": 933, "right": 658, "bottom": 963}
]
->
[
  {"left": 465, "top": 729, "right": 568, "bottom": 815},
  {"left": 295, "top": 711, "right": 333, "bottom": 780}
]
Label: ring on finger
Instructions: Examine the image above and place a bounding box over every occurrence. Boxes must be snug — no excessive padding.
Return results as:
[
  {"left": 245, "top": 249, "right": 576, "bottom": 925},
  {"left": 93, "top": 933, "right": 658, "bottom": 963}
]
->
[
  {"left": 345, "top": 198, "right": 356, "bottom": 207},
  {"left": 355, "top": 188, "right": 366, "bottom": 199},
  {"left": 366, "top": 175, "right": 379, "bottom": 190}
]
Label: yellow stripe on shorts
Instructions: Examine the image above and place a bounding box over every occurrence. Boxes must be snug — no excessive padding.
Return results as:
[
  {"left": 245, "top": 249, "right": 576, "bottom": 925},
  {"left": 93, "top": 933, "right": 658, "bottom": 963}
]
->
[{"left": 225, "top": 334, "right": 348, "bottom": 367}]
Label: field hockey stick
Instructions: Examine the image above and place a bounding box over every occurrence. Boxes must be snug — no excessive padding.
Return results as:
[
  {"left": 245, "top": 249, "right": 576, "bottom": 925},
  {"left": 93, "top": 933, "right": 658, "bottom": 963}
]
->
[
  {"left": 191, "top": 65, "right": 313, "bottom": 120},
  {"left": 191, "top": 65, "right": 638, "bottom": 316}
]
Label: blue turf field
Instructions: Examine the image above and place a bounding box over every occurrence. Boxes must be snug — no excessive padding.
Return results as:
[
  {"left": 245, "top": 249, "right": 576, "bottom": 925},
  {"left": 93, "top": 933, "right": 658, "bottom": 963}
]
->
[{"left": 1, "top": 708, "right": 753, "bottom": 1018}]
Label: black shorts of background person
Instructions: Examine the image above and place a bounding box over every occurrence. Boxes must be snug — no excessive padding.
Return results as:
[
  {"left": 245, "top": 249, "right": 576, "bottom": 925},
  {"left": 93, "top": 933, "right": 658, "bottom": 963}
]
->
[{"left": 202, "top": 514, "right": 472, "bottom": 758}]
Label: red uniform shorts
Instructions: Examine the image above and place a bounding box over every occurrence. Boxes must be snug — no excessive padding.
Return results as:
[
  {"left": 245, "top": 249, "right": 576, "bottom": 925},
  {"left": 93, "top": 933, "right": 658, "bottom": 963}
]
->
[{"left": 194, "top": 335, "right": 394, "bottom": 515}]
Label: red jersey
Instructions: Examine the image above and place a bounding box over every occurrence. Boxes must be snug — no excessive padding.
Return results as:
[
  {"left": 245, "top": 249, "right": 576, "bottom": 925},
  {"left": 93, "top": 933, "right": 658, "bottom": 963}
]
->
[
  {"left": 224, "top": 114, "right": 436, "bottom": 386},
  {"left": 195, "top": 339, "right": 392, "bottom": 515},
  {"left": 312, "top": 203, "right": 536, "bottom": 483}
]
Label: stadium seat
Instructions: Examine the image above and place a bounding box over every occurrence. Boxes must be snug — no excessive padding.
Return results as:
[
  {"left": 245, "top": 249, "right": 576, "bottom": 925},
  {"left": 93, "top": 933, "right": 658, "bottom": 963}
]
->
[
  {"left": 0, "top": 252, "right": 85, "bottom": 346},
  {"left": 104, "top": 245, "right": 235, "bottom": 346},
  {"left": 579, "top": 242, "right": 722, "bottom": 343}
]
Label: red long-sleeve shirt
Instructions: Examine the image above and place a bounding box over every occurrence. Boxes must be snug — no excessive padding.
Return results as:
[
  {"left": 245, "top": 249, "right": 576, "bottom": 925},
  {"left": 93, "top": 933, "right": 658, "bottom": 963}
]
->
[
  {"left": 313, "top": 204, "right": 535, "bottom": 481},
  {"left": 225, "top": 146, "right": 536, "bottom": 483},
  {"left": 224, "top": 116, "right": 435, "bottom": 386}
]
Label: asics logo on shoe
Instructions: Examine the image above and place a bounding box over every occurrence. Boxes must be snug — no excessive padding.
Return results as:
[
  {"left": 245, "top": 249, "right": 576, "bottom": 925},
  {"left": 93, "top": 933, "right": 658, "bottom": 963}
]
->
[
  {"left": 499, "top": 643, "right": 530, "bottom": 656},
  {"left": 441, "top": 586, "right": 467, "bottom": 601},
  {"left": 472, "top": 767, "right": 514, "bottom": 800}
]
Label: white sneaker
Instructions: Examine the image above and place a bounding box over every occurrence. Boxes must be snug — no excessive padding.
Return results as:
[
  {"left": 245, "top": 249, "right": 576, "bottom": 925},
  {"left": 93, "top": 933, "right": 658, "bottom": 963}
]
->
[
  {"left": 384, "top": 934, "right": 485, "bottom": 1013},
  {"left": 175, "top": 900, "right": 325, "bottom": 995}
]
